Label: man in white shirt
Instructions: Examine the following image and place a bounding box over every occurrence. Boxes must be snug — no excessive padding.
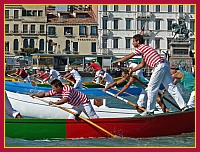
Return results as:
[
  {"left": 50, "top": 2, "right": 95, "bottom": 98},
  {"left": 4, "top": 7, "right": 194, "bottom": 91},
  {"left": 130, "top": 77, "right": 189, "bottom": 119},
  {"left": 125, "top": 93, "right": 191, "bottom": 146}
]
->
[
  {"left": 129, "top": 62, "right": 149, "bottom": 82},
  {"left": 63, "top": 67, "right": 83, "bottom": 89},
  {"left": 93, "top": 70, "right": 114, "bottom": 88},
  {"left": 44, "top": 68, "right": 62, "bottom": 83}
]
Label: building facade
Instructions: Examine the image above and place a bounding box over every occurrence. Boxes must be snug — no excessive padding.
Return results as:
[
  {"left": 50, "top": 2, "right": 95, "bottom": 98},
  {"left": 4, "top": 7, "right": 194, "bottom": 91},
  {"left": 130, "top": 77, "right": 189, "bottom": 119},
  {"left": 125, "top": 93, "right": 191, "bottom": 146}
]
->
[
  {"left": 5, "top": 5, "right": 47, "bottom": 55},
  {"left": 5, "top": 5, "right": 98, "bottom": 56},
  {"left": 98, "top": 5, "right": 195, "bottom": 57}
]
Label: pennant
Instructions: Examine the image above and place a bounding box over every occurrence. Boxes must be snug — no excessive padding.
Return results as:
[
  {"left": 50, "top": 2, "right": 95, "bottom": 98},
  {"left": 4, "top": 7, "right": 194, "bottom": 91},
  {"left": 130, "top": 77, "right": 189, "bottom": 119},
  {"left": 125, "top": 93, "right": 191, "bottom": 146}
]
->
[
  {"left": 140, "top": 25, "right": 145, "bottom": 35},
  {"left": 51, "top": 42, "right": 57, "bottom": 46}
]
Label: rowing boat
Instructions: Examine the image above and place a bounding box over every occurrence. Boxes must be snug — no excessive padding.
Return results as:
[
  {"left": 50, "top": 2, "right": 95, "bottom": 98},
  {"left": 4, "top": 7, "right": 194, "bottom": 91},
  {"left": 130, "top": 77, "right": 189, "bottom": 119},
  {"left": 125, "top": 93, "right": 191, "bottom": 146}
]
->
[
  {"left": 5, "top": 76, "right": 126, "bottom": 88},
  {"left": 5, "top": 110, "right": 195, "bottom": 139},
  {"left": 6, "top": 90, "right": 144, "bottom": 119},
  {"left": 82, "top": 77, "right": 127, "bottom": 88},
  {"left": 5, "top": 81, "right": 142, "bottom": 96},
  {"left": 5, "top": 77, "right": 20, "bottom": 82}
]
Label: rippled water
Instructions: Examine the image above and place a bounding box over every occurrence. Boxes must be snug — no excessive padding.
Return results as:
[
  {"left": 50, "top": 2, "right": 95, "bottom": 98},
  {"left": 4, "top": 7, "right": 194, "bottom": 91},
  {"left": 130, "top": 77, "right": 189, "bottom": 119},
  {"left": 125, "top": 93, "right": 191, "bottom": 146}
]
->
[{"left": 5, "top": 132, "right": 195, "bottom": 147}]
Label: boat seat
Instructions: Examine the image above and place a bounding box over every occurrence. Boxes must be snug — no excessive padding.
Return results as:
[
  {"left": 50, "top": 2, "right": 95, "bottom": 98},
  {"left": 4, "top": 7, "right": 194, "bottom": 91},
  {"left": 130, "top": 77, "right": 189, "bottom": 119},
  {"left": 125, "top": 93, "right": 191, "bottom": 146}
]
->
[{"left": 91, "top": 99, "right": 106, "bottom": 107}]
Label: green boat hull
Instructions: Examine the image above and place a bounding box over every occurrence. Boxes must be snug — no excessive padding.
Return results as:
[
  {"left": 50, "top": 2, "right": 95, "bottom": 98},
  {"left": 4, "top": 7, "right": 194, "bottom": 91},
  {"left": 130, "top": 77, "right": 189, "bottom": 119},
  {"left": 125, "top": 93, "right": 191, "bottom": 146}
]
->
[{"left": 5, "top": 119, "right": 67, "bottom": 140}]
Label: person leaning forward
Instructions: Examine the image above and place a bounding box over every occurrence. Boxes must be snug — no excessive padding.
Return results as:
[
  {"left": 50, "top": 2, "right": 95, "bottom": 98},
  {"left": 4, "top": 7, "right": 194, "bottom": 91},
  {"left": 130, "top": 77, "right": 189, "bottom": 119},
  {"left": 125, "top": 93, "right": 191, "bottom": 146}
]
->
[
  {"left": 85, "top": 60, "right": 102, "bottom": 83},
  {"left": 103, "top": 64, "right": 170, "bottom": 113},
  {"left": 112, "top": 34, "right": 188, "bottom": 116},
  {"left": 30, "top": 79, "right": 98, "bottom": 119},
  {"left": 170, "top": 64, "right": 195, "bottom": 109}
]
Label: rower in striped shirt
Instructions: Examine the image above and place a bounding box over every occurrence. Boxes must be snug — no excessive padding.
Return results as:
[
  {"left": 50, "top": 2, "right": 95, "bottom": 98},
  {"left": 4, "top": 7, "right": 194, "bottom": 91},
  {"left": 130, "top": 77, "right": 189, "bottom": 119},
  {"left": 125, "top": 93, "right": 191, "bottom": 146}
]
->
[
  {"left": 30, "top": 79, "right": 98, "bottom": 119},
  {"left": 112, "top": 34, "right": 188, "bottom": 116}
]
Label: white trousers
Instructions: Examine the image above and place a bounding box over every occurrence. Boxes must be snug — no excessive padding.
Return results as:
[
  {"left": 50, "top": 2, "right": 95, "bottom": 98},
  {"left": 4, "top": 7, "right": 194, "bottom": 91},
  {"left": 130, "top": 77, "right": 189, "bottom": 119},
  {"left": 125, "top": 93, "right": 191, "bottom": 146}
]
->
[
  {"left": 74, "top": 79, "right": 83, "bottom": 89},
  {"left": 137, "top": 89, "right": 147, "bottom": 107},
  {"left": 68, "top": 102, "right": 99, "bottom": 119},
  {"left": 146, "top": 62, "right": 186, "bottom": 112},
  {"left": 5, "top": 92, "right": 20, "bottom": 118},
  {"left": 105, "top": 79, "right": 114, "bottom": 88},
  {"left": 187, "top": 91, "right": 195, "bottom": 108},
  {"left": 24, "top": 76, "right": 31, "bottom": 82},
  {"left": 49, "top": 76, "right": 62, "bottom": 83},
  {"left": 95, "top": 70, "right": 101, "bottom": 83},
  {"left": 137, "top": 89, "right": 162, "bottom": 110}
]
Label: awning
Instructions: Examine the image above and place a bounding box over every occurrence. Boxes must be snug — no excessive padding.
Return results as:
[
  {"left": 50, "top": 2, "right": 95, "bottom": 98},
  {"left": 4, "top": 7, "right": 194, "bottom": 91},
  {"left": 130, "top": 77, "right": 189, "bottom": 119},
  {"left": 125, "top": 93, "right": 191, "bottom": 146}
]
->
[
  {"left": 85, "top": 57, "right": 96, "bottom": 62},
  {"left": 112, "top": 56, "right": 142, "bottom": 63}
]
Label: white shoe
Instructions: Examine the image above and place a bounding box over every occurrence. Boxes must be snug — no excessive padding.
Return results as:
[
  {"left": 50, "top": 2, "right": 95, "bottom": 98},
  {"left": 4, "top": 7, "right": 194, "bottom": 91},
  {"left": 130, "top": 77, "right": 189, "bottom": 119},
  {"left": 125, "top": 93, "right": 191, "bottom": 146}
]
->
[
  {"left": 182, "top": 106, "right": 189, "bottom": 112},
  {"left": 140, "top": 111, "right": 154, "bottom": 116}
]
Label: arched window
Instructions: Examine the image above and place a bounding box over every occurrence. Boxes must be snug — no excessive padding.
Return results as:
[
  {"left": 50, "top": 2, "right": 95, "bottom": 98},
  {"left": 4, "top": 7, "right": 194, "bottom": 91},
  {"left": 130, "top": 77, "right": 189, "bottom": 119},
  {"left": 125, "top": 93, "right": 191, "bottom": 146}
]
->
[
  {"left": 23, "top": 39, "right": 28, "bottom": 48},
  {"left": 13, "top": 39, "right": 18, "bottom": 51},
  {"left": 30, "top": 39, "right": 34, "bottom": 48},
  {"left": 48, "top": 40, "right": 53, "bottom": 51},
  {"left": 39, "top": 39, "right": 44, "bottom": 52}
]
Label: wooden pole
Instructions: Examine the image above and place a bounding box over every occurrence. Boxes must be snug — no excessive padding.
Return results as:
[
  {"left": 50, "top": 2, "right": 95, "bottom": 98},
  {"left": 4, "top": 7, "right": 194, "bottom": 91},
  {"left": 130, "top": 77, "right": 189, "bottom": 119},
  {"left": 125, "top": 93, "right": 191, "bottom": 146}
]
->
[
  {"left": 132, "top": 75, "right": 181, "bottom": 111},
  {"left": 105, "top": 91, "right": 145, "bottom": 112},
  {"left": 33, "top": 96, "right": 118, "bottom": 138}
]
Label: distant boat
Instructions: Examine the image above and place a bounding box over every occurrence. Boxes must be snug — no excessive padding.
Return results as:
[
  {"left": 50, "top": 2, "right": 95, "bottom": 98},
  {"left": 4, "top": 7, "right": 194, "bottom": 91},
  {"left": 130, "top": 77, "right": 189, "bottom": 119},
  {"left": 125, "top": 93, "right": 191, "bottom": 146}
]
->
[
  {"left": 5, "top": 81, "right": 142, "bottom": 96},
  {"left": 5, "top": 76, "right": 127, "bottom": 88}
]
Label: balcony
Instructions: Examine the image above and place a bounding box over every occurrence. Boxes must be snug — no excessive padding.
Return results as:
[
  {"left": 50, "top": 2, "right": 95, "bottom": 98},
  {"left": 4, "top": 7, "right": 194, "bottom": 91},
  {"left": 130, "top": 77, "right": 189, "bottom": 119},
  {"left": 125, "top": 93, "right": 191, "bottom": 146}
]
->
[
  {"left": 102, "top": 11, "right": 109, "bottom": 17},
  {"left": 48, "top": 33, "right": 58, "bottom": 38},
  {"left": 21, "top": 31, "right": 39, "bottom": 38},
  {"left": 102, "top": 29, "right": 109, "bottom": 36},
  {"left": 137, "top": 12, "right": 151, "bottom": 18},
  {"left": 178, "top": 13, "right": 184, "bottom": 19},
  {"left": 38, "top": 31, "right": 46, "bottom": 35},
  {"left": 72, "top": 51, "right": 79, "bottom": 54},
  {"left": 64, "top": 32, "right": 73, "bottom": 37},
  {"left": 5, "top": 16, "right": 23, "bottom": 21},
  {"left": 5, "top": 30, "right": 13, "bottom": 35}
]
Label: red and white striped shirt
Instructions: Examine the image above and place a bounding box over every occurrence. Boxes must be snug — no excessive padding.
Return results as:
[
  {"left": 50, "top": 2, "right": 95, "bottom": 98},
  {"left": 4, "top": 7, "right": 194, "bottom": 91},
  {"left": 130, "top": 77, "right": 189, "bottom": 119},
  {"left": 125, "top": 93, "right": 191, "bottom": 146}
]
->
[
  {"left": 48, "top": 85, "right": 90, "bottom": 106},
  {"left": 133, "top": 44, "right": 164, "bottom": 68}
]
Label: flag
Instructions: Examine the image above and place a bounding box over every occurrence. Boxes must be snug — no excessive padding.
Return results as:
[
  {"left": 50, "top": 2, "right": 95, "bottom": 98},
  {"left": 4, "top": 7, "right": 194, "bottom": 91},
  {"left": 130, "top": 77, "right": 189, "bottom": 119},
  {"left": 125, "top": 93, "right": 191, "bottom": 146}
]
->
[
  {"left": 51, "top": 42, "right": 57, "bottom": 46},
  {"left": 140, "top": 25, "right": 145, "bottom": 35}
]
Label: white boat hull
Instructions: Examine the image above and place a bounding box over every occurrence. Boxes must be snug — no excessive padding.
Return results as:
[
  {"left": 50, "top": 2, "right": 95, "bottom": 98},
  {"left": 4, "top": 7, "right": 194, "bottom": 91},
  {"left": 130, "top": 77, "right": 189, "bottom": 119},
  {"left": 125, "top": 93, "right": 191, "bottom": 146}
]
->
[{"left": 6, "top": 91, "right": 155, "bottom": 119}]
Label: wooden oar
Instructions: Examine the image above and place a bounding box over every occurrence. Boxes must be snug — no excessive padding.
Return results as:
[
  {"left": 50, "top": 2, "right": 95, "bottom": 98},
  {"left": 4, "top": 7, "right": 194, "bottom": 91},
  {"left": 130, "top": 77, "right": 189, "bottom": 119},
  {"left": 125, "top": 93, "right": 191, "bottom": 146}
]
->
[
  {"left": 7, "top": 74, "right": 37, "bottom": 86},
  {"left": 131, "top": 75, "right": 181, "bottom": 111},
  {"left": 33, "top": 96, "right": 117, "bottom": 138},
  {"left": 34, "top": 77, "right": 43, "bottom": 83},
  {"left": 7, "top": 74, "right": 22, "bottom": 82},
  {"left": 92, "top": 81, "right": 137, "bottom": 98},
  {"left": 105, "top": 91, "right": 145, "bottom": 112}
]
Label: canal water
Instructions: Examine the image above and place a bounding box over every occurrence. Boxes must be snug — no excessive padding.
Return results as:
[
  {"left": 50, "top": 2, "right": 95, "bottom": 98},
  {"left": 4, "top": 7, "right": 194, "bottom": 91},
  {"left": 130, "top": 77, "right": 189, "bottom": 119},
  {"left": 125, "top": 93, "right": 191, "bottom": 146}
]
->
[{"left": 5, "top": 77, "right": 195, "bottom": 148}]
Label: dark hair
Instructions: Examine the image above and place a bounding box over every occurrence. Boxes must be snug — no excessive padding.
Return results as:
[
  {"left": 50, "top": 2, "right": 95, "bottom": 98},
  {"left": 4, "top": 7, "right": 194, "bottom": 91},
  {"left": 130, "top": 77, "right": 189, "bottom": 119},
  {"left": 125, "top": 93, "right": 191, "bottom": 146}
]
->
[
  {"left": 123, "top": 69, "right": 129, "bottom": 74},
  {"left": 170, "top": 68, "right": 179, "bottom": 70},
  {"left": 133, "top": 34, "right": 144, "bottom": 44},
  {"left": 51, "top": 79, "right": 64, "bottom": 88}
]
